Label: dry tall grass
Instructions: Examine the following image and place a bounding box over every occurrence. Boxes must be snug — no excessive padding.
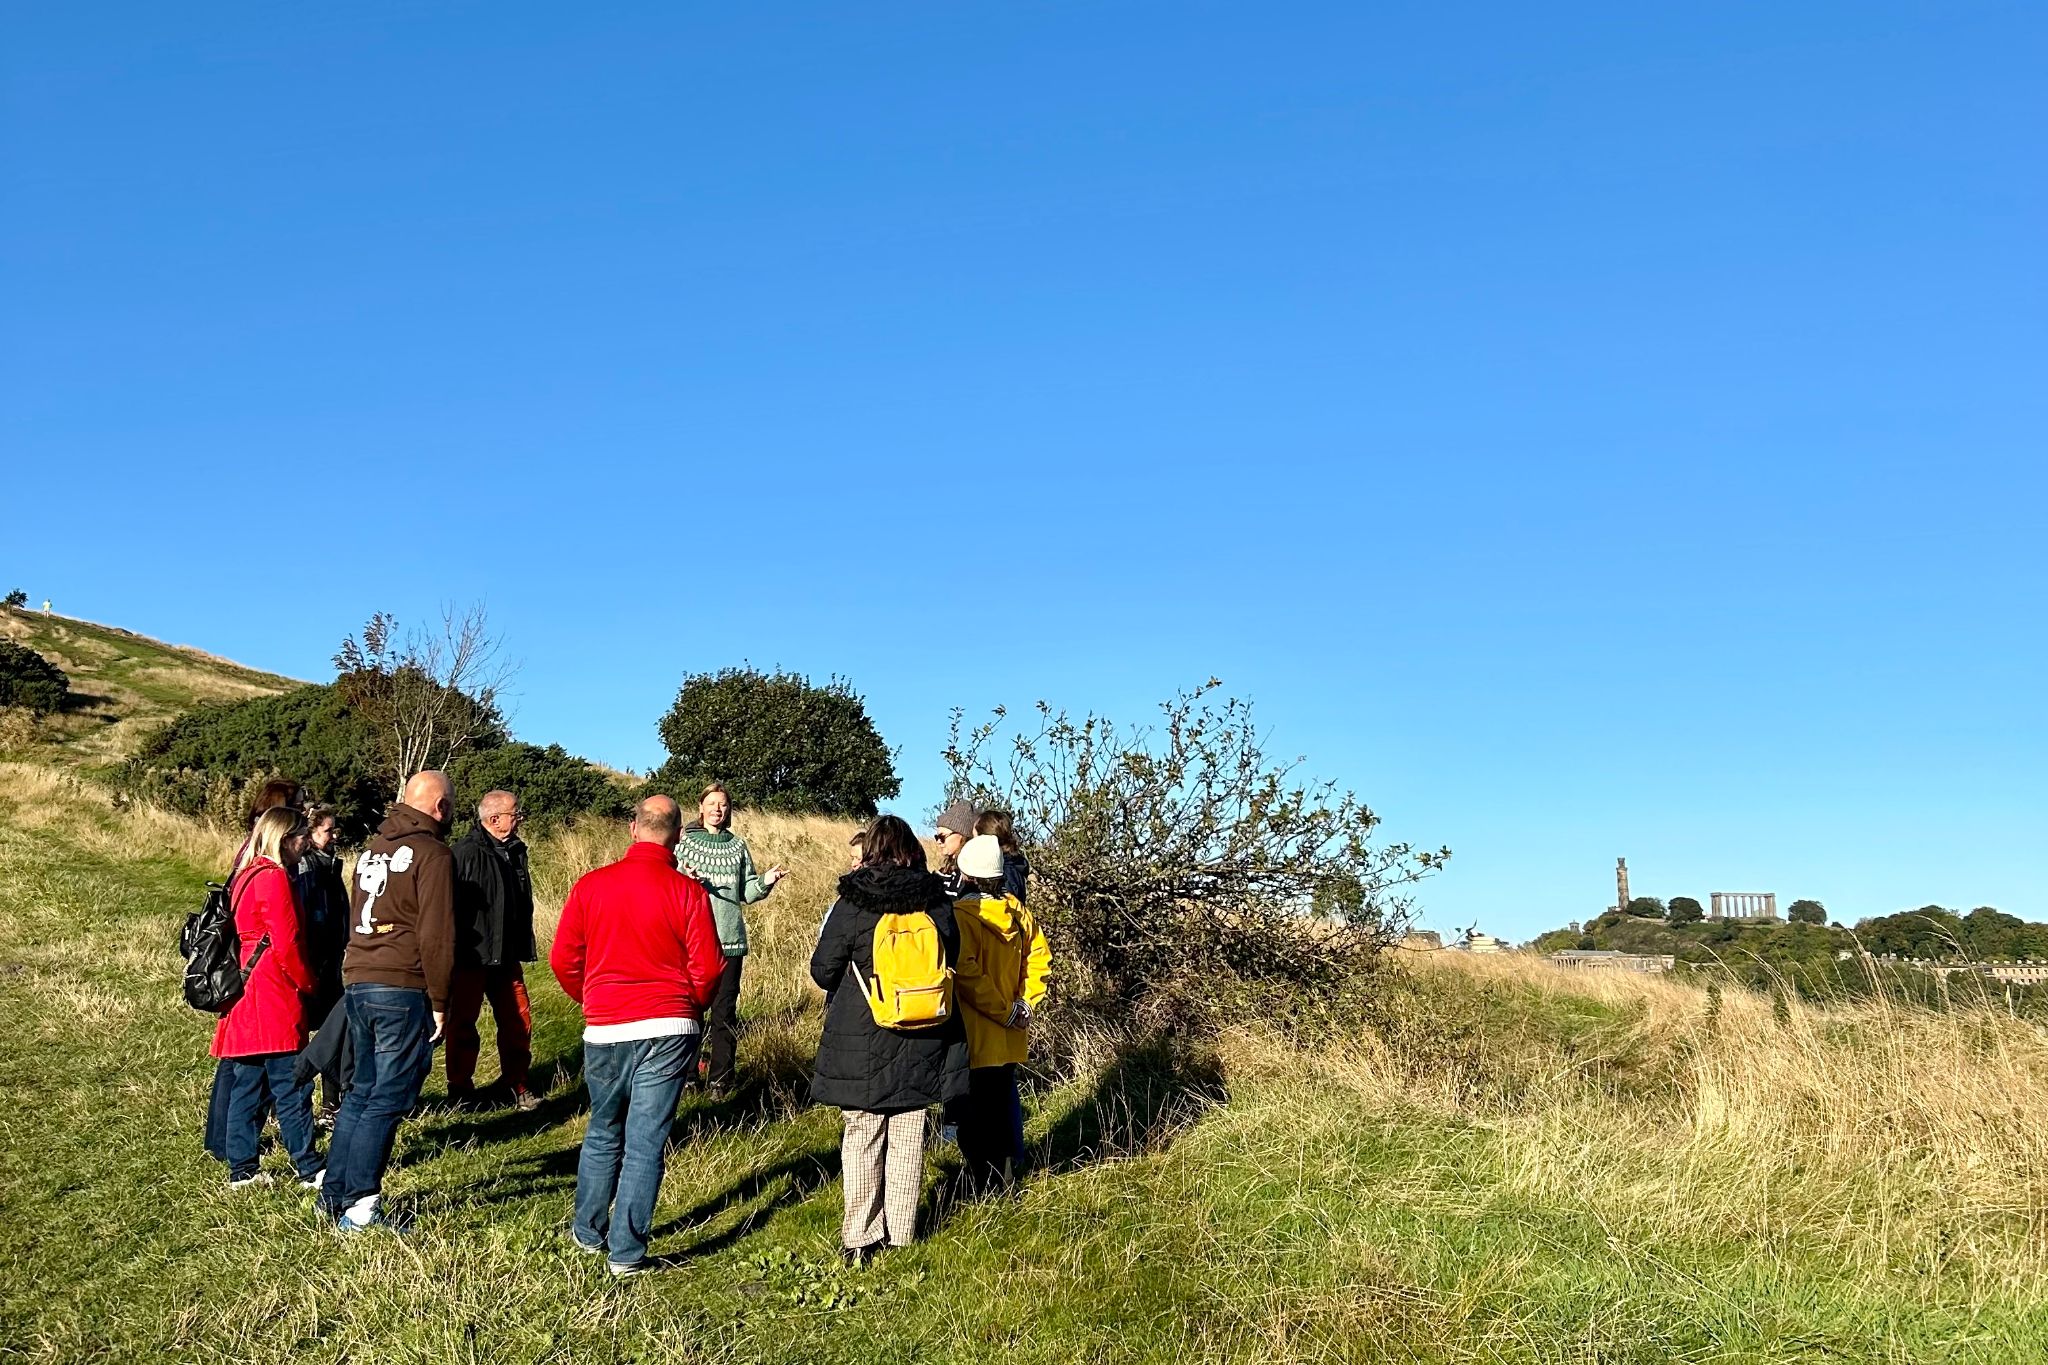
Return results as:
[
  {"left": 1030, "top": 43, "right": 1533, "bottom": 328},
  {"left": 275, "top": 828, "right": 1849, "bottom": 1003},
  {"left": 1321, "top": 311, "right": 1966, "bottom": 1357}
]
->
[
  {"left": 1255, "top": 949, "right": 2048, "bottom": 1297},
  {"left": 11, "top": 759, "right": 2043, "bottom": 1315},
  {"left": 0, "top": 761, "right": 240, "bottom": 870}
]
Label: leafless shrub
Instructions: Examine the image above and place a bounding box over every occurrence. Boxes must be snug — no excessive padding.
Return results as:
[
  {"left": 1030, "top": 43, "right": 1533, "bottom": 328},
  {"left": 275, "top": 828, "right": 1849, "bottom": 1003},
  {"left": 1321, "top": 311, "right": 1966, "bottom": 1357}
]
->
[{"left": 333, "top": 605, "right": 514, "bottom": 797}]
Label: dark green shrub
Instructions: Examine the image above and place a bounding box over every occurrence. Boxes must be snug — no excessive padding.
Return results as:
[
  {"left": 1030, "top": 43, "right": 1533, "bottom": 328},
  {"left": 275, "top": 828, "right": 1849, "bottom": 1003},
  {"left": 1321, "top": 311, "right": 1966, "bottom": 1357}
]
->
[
  {"left": 651, "top": 667, "right": 898, "bottom": 816},
  {"left": 125, "top": 684, "right": 390, "bottom": 837},
  {"left": 0, "top": 640, "right": 69, "bottom": 715},
  {"left": 448, "top": 742, "right": 632, "bottom": 832}
]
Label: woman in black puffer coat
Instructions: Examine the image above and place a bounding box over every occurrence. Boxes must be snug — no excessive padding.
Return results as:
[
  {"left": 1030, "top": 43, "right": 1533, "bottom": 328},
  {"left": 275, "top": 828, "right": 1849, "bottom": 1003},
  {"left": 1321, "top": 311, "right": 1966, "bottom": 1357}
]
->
[{"left": 810, "top": 815, "right": 968, "bottom": 1262}]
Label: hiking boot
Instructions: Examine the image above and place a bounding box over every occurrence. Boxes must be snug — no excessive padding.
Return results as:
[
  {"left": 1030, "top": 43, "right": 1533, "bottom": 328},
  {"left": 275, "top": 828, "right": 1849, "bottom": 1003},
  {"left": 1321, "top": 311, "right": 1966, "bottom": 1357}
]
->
[{"left": 511, "top": 1089, "right": 542, "bottom": 1113}]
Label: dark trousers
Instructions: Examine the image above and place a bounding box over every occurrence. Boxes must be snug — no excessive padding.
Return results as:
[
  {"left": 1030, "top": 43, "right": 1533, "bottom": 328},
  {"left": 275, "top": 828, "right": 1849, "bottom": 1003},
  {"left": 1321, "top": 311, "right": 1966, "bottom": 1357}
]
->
[
  {"left": 950, "top": 1063, "right": 1019, "bottom": 1191},
  {"left": 204, "top": 1057, "right": 242, "bottom": 1162},
  {"left": 445, "top": 963, "right": 533, "bottom": 1095},
  {"left": 220, "top": 1053, "right": 321, "bottom": 1181},
  {"left": 321, "top": 983, "right": 435, "bottom": 1218},
  {"left": 309, "top": 978, "right": 345, "bottom": 1111},
  {"left": 704, "top": 955, "right": 743, "bottom": 1087}
]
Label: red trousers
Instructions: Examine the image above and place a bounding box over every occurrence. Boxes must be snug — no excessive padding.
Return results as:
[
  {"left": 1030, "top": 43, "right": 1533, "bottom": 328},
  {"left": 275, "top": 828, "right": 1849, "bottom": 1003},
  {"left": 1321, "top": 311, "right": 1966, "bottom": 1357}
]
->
[{"left": 445, "top": 963, "right": 533, "bottom": 1094}]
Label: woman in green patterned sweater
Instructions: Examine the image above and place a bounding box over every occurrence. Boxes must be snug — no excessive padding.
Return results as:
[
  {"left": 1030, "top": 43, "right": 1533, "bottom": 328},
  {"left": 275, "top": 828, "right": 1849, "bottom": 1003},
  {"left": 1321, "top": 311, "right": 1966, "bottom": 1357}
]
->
[{"left": 675, "top": 783, "right": 786, "bottom": 1091}]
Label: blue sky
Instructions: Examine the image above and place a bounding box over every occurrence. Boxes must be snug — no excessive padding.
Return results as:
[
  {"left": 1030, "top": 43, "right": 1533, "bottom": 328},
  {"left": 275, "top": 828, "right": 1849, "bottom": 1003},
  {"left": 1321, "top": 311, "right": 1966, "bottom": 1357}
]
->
[{"left": 6, "top": 3, "right": 2043, "bottom": 939}]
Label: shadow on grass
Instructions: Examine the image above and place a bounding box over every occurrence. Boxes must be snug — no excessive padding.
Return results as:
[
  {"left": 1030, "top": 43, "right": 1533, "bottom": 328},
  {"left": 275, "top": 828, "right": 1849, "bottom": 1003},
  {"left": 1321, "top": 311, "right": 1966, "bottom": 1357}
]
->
[
  {"left": 924, "top": 1029, "right": 1230, "bottom": 1234},
  {"left": 649, "top": 1146, "right": 843, "bottom": 1259},
  {"left": 1033, "top": 1032, "right": 1229, "bottom": 1176}
]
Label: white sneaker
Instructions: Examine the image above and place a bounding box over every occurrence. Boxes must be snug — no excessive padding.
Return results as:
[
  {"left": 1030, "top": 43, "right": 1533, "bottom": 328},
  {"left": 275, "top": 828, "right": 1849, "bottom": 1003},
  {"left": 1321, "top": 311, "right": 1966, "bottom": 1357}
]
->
[
  {"left": 228, "top": 1172, "right": 274, "bottom": 1189},
  {"left": 300, "top": 1169, "right": 326, "bottom": 1191}
]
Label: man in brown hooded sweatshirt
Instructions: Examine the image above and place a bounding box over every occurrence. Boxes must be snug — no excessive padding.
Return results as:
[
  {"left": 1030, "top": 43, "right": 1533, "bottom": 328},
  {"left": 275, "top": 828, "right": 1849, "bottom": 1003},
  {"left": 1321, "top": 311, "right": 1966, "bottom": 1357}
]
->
[{"left": 320, "top": 770, "right": 457, "bottom": 1233}]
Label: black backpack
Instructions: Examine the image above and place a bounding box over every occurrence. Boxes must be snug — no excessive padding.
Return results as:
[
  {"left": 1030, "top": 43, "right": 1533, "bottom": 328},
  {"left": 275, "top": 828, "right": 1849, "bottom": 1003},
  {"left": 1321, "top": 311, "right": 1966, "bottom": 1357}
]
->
[{"left": 180, "top": 871, "right": 270, "bottom": 1014}]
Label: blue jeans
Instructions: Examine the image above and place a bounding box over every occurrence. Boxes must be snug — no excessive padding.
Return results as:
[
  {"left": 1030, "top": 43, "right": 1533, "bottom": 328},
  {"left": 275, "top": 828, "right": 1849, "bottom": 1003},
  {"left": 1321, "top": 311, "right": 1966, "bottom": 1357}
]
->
[
  {"left": 573, "top": 1031, "right": 697, "bottom": 1266},
  {"left": 321, "top": 983, "right": 435, "bottom": 1217},
  {"left": 220, "top": 1052, "right": 321, "bottom": 1180}
]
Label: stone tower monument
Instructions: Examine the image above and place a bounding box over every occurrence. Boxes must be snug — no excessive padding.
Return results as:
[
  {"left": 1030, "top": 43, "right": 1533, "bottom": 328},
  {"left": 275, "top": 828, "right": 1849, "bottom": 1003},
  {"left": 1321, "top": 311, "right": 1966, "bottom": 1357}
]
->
[{"left": 1615, "top": 858, "right": 1630, "bottom": 915}]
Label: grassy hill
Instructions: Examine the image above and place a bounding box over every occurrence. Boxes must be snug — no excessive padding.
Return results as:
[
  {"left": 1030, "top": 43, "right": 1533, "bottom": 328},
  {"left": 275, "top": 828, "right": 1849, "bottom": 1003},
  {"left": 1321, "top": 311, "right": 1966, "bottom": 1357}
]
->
[
  {"left": 2, "top": 617, "right": 2046, "bottom": 1362},
  {"left": 0, "top": 606, "right": 298, "bottom": 764}
]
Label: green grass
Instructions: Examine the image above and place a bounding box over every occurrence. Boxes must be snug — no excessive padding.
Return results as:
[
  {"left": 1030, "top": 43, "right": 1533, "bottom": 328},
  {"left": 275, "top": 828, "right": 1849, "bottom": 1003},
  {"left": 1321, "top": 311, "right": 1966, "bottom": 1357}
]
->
[
  {"left": 5, "top": 771, "right": 2045, "bottom": 1363},
  {"left": 0, "top": 606, "right": 298, "bottom": 764}
]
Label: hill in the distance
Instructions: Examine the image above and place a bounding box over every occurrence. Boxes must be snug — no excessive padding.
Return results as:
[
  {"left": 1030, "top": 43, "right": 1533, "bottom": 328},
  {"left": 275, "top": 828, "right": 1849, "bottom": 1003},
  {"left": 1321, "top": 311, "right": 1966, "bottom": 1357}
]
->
[{"left": 0, "top": 607, "right": 299, "bottom": 764}]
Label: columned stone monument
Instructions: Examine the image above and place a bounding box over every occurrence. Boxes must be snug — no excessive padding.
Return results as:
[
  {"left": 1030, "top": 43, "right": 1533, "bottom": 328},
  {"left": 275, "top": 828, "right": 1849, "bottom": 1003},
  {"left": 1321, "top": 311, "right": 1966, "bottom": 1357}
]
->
[{"left": 1710, "top": 891, "right": 1778, "bottom": 921}]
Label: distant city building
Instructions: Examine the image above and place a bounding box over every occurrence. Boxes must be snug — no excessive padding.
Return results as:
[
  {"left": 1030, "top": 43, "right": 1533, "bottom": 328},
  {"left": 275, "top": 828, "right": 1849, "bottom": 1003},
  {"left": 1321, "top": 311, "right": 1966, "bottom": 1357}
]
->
[
  {"left": 1399, "top": 930, "right": 1443, "bottom": 951},
  {"left": 1710, "top": 891, "right": 1778, "bottom": 922},
  {"left": 1450, "top": 928, "right": 1508, "bottom": 954},
  {"left": 1548, "top": 949, "right": 1675, "bottom": 974},
  {"left": 1841, "top": 953, "right": 2048, "bottom": 987}
]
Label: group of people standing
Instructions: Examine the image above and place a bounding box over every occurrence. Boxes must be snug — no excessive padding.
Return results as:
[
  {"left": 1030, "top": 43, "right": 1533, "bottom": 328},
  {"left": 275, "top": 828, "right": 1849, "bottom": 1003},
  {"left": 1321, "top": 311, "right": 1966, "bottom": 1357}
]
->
[
  {"left": 195, "top": 771, "right": 1047, "bottom": 1273},
  {"left": 812, "top": 799, "right": 1050, "bottom": 1262}
]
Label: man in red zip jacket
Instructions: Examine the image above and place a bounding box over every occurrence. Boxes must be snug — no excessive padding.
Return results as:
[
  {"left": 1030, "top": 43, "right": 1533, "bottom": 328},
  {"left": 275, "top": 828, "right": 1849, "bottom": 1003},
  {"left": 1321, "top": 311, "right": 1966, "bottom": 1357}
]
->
[{"left": 550, "top": 794, "right": 722, "bottom": 1276}]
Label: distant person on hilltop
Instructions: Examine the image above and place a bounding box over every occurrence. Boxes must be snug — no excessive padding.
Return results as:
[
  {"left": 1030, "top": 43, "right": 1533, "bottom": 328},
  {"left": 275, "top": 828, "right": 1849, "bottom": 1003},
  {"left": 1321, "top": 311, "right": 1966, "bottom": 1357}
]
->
[
  {"left": 292, "top": 803, "right": 351, "bottom": 1125},
  {"left": 550, "top": 794, "right": 722, "bottom": 1277},
  {"left": 320, "top": 770, "right": 457, "bottom": 1235},
  {"left": 948, "top": 833, "right": 1051, "bottom": 1192},
  {"left": 673, "top": 783, "right": 785, "bottom": 1096},
  {"left": 204, "top": 806, "right": 325, "bottom": 1190},
  {"left": 809, "top": 814, "right": 968, "bottom": 1264},
  {"left": 447, "top": 789, "right": 539, "bottom": 1111}
]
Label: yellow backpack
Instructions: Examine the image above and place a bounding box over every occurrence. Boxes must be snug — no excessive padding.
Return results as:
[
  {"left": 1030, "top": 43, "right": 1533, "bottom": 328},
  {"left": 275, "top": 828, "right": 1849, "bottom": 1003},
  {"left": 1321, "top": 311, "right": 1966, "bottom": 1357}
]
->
[{"left": 851, "top": 910, "right": 954, "bottom": 1030}]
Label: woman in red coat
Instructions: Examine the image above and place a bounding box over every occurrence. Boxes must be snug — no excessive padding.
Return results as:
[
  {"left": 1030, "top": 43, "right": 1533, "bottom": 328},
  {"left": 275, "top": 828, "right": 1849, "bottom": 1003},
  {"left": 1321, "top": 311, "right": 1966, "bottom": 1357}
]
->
[{"left": 211, "top": 806, "right": 324, "bottom": 1188}]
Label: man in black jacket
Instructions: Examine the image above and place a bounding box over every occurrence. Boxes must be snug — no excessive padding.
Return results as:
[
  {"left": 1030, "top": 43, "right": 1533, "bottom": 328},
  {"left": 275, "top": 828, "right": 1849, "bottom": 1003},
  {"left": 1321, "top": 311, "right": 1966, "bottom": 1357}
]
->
[{"left": 446, "top": 789, "right": 538, "bottom": 1110}]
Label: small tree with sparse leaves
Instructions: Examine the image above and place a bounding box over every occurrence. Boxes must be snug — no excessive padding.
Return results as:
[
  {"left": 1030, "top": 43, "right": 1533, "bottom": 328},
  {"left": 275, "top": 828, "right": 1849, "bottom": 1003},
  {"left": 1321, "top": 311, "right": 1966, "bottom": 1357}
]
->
[
  {"left": 943, "top": 679, "right": 1448, "bottom": 1036},
  {"left": 333, "top": 607, "right": 511, "bottom": 798}
]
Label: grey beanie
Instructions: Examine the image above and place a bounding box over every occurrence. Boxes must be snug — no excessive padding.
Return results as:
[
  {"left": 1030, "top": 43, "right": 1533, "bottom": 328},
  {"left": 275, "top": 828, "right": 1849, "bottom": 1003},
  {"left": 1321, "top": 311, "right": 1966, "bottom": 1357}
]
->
[{"left": 935, "top": 798, "right": 981, "bottom": 838}]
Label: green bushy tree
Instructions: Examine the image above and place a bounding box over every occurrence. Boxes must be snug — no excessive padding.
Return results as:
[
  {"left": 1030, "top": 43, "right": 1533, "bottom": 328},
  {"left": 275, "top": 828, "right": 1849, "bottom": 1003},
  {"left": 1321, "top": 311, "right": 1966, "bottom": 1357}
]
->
[
  {"left": 1626, "top": 896, "right": 1667, "bottom": 918},
  {"left": 0, "top": 640, "right": 70, "bottom": 715},
  {"left": 652, "top": 667, "right": 898, "bottom": 816},
  {"left": 3, "top": 589, "right": 27, "bottom": 610},
  {"left": 1787, "top": 898, "right": 1828, "bottom": 925},
  {"left": 1667, "top": 895, "right": 1705, "bottom": 925}
]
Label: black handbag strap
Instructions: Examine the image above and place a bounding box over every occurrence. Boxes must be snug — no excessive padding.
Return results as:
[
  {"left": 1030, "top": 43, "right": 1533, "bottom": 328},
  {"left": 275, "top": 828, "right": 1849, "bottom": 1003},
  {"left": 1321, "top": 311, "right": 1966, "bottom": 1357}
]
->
[{"left": 226, "top": 866, "right": 271, "bottom": 975}]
